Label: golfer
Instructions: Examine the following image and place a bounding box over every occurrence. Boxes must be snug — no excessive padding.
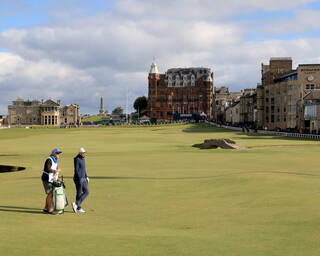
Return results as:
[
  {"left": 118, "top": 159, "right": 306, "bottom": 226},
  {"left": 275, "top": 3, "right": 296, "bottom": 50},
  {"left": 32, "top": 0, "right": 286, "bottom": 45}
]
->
[
  {"left": 41, "top": 148, "right": 62, "bottom": 215},
  {"left": 72, "top": 147, "right": 89, "bottom": 213}
]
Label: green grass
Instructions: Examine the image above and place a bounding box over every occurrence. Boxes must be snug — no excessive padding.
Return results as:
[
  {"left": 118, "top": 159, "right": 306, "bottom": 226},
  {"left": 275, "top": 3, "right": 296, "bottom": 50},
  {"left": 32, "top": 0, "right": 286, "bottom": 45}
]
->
[
  {"left": 1, "top": 124, "right": 320, "bottom": 256},
  {"left": 81, "top": 115, "right": 105, "bottom": 122}
]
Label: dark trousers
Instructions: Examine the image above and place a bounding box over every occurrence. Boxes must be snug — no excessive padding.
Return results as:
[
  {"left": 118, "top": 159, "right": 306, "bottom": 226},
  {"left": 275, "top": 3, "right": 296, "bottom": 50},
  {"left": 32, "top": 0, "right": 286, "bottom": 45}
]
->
[{"left": 74, "top": 178, "right": 89, "bottom": 208}]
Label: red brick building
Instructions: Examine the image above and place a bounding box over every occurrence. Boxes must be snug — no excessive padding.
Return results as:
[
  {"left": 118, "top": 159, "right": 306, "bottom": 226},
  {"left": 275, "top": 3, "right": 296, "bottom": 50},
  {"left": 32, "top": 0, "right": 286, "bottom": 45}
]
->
[{"left": 148, "top": 62, "right": 214, "bottom": 121}]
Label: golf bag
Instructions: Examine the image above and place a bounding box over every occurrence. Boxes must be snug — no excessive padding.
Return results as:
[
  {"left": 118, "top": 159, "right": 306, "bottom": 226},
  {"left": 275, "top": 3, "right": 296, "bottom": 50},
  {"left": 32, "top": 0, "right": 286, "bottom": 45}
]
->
[{"left": 52, "top": 177, "right": 68, "bottom": 213}]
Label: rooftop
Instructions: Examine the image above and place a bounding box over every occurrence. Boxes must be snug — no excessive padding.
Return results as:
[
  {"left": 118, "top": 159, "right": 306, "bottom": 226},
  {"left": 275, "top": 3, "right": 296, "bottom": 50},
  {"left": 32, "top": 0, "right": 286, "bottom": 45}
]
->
[{"left": 270, "top": 57, "right": 292, "bottom": 61}]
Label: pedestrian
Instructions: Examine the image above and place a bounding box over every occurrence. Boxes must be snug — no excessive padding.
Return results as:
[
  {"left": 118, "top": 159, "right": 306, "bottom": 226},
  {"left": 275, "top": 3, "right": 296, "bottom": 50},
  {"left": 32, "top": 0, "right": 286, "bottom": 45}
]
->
[
  {"left": 72, "top": 148, "right": 89, "bottom": 213},
  {"left": 41, "top": 148, "right": 62, "bottom": 215}
]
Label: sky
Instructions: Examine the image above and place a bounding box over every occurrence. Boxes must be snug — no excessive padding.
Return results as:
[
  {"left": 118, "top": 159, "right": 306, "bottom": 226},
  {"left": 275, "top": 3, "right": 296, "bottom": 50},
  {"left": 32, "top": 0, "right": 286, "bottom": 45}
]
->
[{"left": 1, "top": 0, "right": 320, "bottom": 114}]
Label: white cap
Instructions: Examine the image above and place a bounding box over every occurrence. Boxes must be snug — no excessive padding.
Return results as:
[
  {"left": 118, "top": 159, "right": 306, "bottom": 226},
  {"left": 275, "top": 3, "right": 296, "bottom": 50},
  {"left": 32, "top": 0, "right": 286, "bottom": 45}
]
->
[{"left": 79, "top": 147, "right": 86, "bottom": 153}]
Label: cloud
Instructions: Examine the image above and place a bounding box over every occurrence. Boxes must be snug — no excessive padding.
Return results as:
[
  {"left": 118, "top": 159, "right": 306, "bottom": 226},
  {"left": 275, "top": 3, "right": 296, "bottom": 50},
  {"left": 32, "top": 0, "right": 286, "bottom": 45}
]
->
[
  {"left": 0, "top": 0, "right": 320, "bottom": 114},
  {"left": 115, "top": 0, "right": 316, "bottom": 20}
]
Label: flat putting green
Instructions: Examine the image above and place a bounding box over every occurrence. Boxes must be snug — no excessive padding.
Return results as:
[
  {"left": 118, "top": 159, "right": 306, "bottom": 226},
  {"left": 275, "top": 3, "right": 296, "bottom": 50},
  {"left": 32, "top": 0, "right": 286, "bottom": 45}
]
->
[{"left": 1, "top": 123, "right": 320, "bottom": 256}]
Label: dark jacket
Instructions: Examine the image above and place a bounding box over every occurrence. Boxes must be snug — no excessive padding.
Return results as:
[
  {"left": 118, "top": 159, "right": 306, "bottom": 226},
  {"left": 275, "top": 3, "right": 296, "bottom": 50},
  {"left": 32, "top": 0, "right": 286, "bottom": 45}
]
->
[{"left": 74, "top": 154, "right": 87, "bottom": 182}]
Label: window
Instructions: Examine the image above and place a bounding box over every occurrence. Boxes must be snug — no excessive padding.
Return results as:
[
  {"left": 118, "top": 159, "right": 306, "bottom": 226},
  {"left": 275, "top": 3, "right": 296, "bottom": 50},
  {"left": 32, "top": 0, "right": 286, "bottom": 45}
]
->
[
  {"left": 183, "top": 75, "right": 188, "bottom": 87},
  {"left": 292, "top": 96, "right": 296, "bottom": 103},
  {"left": 306, "top": 84, "right": 315, "bottom": 90},
  {"left": 175, "top": 75, "right": 180, "bottom": 87},
  {"left": 271, "top": 115, "right": 274, "bottom": 123},
  {"left": 191, "top": 75, "right": 195, "bottom": 86},
  {"left": 271, "top": 98, "right": 274, "bottom": 105},
  {"left": 292, "top": 105, "right": 296, "bottom": 113}
]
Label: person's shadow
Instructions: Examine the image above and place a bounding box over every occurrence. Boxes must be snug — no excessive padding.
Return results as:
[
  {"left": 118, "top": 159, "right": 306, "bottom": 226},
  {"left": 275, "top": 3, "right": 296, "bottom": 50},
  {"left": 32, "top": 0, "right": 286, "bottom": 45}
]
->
[
  {"left": 0, "top": 205, "right": 73, "bottom": 214},
  {"left": 0, "top": 205, "right": 44, "bottom": 214}
]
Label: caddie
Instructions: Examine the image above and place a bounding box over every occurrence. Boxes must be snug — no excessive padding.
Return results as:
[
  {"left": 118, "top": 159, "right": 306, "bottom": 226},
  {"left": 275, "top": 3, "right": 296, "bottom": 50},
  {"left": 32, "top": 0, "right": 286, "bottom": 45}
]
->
[{"left": 41, "top": 148, "right": 62, "bottom": 215}]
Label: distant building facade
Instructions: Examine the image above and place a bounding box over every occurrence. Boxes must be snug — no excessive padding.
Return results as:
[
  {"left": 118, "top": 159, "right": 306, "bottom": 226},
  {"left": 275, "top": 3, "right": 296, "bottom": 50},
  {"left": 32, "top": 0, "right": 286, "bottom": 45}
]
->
[
  {"left": 8, "top": 98, "right": 80, "bottom": 126},
  {"left": 240, "top": 88, "right": 257, "bottom": 127},
  {"left": 303, "top": 90, "right": 320, "bottom": 134},
  {"left": 213, "top": 86, "right": 242, "bottom": 122},
  {"left": 257, "top": 58, "right": 320, "bottom": 131},
  {"left": 225, "top": 101, "right": 240, "bottom": 125},
  {"left": 148, "top": 62, "right": 214, "bottom": 121}
]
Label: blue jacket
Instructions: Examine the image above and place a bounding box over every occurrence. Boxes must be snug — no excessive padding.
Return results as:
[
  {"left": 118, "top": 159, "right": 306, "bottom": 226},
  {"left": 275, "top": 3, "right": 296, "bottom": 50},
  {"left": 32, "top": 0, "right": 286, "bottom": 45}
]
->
[{"left": 74, "top": 154, "right": 87, "bottom": 182}]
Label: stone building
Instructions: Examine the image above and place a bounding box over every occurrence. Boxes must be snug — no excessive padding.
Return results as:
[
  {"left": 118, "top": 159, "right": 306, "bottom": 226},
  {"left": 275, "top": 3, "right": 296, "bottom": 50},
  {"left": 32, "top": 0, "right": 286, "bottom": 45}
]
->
[
  {"left": 303, "top": 90, "right": 320, "bottom": 134},
  {"left": 256, "top": 58, "right": 320, "bottom": 131},
  {"left": 240, "top": 88, "right": 257, "bottom": 127},
  {"left": 213, "top": 86, "right": 242, "bottom": 122},
  {"left": 8, "top": 98, "right": 80, "bottom": 126},
  {"left": 148, "top": 62, "right": 214, "bottom": 121},
  {"left": 225, "top": 101, "right": 240, "bottom": 125}
]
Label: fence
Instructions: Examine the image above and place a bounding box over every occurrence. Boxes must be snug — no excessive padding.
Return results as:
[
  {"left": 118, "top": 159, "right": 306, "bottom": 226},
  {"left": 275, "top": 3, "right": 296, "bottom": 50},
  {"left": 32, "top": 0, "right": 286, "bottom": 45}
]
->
[{"left": 207, "top": 122, "right": 320, "bottom": 140}]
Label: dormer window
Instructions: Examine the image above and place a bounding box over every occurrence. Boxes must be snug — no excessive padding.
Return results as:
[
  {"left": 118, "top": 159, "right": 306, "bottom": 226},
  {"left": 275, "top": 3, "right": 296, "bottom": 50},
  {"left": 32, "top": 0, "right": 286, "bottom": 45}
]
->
[
  {"left": 191, "top": 75, "right": 195, "bottom": 86},
  {"left": 168, "top": 74, "right": 173, "bottom": 87},
  {"left": 183, "top": 75, "right": 188, "bottom": 87},
  {"left": 175, "top": 75, "right": 180, "bottom": 87}
]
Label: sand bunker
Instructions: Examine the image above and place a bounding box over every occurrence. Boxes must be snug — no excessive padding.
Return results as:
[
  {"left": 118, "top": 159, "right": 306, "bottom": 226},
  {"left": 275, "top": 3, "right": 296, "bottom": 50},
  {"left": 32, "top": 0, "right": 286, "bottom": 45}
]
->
[
  {"left": 192, "top": 139, "right": 246, "bottom": 150},
  {"left": 0, "top": 165, "right": 26, "bottom": 173}
]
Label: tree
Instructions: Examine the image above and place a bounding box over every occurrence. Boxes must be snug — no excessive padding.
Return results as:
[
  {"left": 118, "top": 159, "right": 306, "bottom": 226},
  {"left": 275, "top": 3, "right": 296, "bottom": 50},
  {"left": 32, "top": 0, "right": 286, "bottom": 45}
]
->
[
  {"left": 112, "top": 107, "right": 123, "bottom": 115},
  {"left": 133, "top": 96, "right": 148, "bottom": 116}
]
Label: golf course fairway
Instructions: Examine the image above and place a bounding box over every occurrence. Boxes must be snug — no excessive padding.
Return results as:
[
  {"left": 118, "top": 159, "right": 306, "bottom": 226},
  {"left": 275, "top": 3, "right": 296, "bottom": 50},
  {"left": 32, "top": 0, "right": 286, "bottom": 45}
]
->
[{"left": 1, "top": 123, "right": 320, "bottom": 256}]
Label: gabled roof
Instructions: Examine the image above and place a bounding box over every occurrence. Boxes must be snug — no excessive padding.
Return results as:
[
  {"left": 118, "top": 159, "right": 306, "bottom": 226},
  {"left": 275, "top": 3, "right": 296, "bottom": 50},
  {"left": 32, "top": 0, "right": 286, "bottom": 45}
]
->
[{"left": 42, "top": 99, "right": 60, "bottom": 106}]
